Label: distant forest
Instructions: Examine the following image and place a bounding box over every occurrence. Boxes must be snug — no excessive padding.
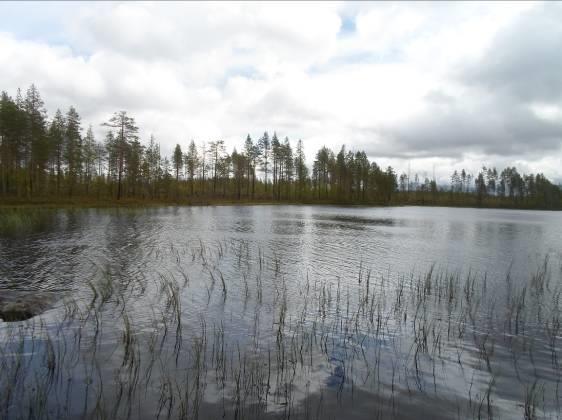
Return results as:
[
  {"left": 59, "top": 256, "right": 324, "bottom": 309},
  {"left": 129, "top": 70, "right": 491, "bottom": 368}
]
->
[{"left": 1, "top": 85, "right": 561, "bottom": 209}]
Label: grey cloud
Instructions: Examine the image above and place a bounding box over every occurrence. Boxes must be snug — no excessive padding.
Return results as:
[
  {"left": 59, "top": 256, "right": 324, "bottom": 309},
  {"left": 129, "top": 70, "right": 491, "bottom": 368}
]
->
[
  {"left": 232, "top": 87, "right": 328, "bottom": 132},
  {"left": 462, "top": 3, "right": 562, "bottom": 102},
  {"left": 424, "top": 90, "right": 455, "bottom": 106},
  {"left": 3, "top": 2, "right": 561, "bottom": 178},
  {"left": 364, "top": 3, "right": 562, "bottom": 160},
  {"left": 356, "top": 96, "right": 562, "bottom": 160}
]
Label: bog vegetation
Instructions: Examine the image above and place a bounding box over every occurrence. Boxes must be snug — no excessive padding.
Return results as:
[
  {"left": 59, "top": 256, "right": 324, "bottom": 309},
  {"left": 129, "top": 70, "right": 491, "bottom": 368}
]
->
[
  {"left": 0, "top": 233, "right": 560, "bottom": 419},
  {"left": 1, "top": 85, "right": 561, "bottom": 209}
]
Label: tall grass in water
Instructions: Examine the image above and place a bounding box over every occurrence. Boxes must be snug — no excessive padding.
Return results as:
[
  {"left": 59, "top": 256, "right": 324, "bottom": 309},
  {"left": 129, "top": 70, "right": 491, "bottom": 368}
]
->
[
  {"left": 0, "top": 208, "right": 55, "bottom": 236},
  {"left": 0, "top": 240, "right": 560, "bottom": 419}
]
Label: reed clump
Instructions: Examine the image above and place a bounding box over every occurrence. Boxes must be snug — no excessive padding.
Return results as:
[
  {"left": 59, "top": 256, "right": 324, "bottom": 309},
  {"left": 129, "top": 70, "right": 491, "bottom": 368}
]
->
[
  {"left": 0, "top": 239, "right": 560, "bottom": 419},
  {"left": 0, "top": 208, "right": 54, "bottom": 235}
]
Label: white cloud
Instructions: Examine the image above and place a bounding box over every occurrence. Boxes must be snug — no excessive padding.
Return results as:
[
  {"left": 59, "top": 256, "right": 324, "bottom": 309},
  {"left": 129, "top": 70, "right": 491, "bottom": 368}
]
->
[
  {"left": 0, "top": 1, "right": 560, "bottom": 182},
  {"left": 530, "top": 103, "right": 562, "bottom": 123}
]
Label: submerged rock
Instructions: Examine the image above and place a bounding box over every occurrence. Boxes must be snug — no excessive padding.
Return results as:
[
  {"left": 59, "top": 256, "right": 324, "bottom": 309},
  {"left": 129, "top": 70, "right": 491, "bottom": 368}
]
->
[{"left": 0, "top": 291, "right": 55, "bottom": 322}]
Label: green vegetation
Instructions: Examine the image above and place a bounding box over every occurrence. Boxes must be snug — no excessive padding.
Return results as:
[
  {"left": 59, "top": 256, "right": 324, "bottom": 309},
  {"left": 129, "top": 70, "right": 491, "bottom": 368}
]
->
[
  {"left": 0, "top": 208, "right": 54, "bottom": 235},
  {"left": 1, "top": 85, "right": 560, "bottom": 209}
]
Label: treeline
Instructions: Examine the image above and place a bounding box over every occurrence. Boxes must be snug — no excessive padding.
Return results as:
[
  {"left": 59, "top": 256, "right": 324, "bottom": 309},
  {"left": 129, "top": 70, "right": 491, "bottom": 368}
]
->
[
  {"left": 397, "top": 166, "right": 562, "bottom": 209},
  {"left": 0, "top": 85, "right": 397, "bottom": 204},
  {"left": 1, "top": 85, "right": 561, "bottom": 209}
]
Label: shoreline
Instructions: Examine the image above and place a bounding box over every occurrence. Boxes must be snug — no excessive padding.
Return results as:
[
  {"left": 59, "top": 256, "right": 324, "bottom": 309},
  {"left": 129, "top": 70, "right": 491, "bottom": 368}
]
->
[{"left": 0, "top": 199, "right": 560, "bottom": 212}]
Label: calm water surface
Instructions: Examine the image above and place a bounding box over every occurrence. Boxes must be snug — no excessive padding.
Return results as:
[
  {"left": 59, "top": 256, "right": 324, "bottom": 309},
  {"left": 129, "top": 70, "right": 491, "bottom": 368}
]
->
[
  {"left": 2, "top": 205, "right": 560, "bottom": 289},
  {"left": 0, "top": 206, "right": 561, "bottom": 419}
]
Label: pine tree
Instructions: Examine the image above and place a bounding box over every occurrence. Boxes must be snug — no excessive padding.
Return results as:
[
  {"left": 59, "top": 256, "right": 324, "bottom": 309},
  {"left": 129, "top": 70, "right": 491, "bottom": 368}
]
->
[
  {"left": 65, "top": 106, "right": 82, "bottom": 197},
  {"left": 24, "top": 84, "right": 48, "bottom": 196},
  {"left": 185, "top": 140, "right": 199, "bottom": 196},
  {"left": 83, "top": 125, "right": 97, "bottom": 194},
  {"left": 294, "top": 139, "right": 307, "bottom": 200},
  {"left": 173, "top": 144, "right": 183, "bottom": 198},
  {"left": 208, "top": 140, "right": 225, "bottom": 194},
  {"left": 102, "top": 111, "right": 139, "bottom": 200},
  {"left": 48, "top": 109, "right": 65, "bottom": 195},
  {"left": 282, "top": 137, "right": 293, "bottom": 200},
  {"left": 258, "top": 131, "right": 270, "bottom": 192}
]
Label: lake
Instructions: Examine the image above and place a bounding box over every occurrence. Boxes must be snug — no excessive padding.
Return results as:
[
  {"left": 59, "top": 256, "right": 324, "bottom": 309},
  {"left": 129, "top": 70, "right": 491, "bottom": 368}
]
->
[{"left": 0, "top": 205, "right": 561, "bottom": 419}]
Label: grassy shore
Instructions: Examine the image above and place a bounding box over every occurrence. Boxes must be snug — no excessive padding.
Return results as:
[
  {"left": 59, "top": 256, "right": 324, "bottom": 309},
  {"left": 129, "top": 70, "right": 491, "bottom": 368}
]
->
[
  {"left": 1, "top": 192, "right": 561, "bottom": 211},
  {"left": 0, "top": 197, "right": 290, "bottom": 209}
]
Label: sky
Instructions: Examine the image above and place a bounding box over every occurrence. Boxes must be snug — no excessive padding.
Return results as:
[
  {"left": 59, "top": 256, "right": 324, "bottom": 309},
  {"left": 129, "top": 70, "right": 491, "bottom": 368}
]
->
[{"left": 1, "top": 1, "right": 561, "bottom": 183}]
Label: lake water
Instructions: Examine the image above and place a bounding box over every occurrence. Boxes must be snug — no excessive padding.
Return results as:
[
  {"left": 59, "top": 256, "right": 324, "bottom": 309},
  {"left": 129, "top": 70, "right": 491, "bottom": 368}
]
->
[{"left": 0, "top": 205, "right": 561, "bottom": 419}]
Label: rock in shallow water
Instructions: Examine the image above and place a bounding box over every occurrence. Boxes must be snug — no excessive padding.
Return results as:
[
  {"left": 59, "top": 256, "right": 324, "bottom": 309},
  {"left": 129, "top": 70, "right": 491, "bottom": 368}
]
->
[{"left": 0, "top": 292, "right": 55, "bottom": 322}]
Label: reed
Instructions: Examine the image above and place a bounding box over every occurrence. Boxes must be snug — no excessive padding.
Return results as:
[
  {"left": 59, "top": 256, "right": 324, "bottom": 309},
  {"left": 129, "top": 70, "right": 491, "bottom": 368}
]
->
[{"left": 0, "top": 239, "right": 560, "bottom": 419}]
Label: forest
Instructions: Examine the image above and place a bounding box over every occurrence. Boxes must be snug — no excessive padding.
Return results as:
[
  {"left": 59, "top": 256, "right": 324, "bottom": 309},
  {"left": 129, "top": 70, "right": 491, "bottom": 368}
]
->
[{"left": 1, "top": 85, "right": 561, "bottom": 209}]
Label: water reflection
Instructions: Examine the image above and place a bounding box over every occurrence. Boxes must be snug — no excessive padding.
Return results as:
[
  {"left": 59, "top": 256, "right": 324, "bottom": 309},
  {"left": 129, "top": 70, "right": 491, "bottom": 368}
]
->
[{"left": 0, "top": 205, "right": 561, "bottom": 419}]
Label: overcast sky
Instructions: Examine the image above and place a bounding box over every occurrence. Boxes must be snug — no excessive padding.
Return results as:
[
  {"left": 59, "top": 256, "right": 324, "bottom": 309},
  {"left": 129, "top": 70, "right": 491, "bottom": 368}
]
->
[{"left": 1, "top": 1, "right": 561, "bottom": 183}]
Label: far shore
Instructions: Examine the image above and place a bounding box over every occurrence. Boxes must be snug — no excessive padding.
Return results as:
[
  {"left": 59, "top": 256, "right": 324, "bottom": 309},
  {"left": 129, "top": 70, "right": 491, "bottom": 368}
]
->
[{"left": 1, "top": 198, "right": 560, "bottom": 212}]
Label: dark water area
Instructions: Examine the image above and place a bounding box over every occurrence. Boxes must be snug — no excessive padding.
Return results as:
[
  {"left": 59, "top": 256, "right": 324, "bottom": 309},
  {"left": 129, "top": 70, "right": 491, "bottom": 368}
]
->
[{"left": 0, "top": 205, "right": 561, "bottom": 419}]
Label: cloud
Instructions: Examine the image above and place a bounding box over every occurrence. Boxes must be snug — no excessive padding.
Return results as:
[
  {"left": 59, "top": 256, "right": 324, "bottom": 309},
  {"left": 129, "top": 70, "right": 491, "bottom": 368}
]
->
[
  {"left": 360, "top": 2, "right": 562, "bottom": 165},
  {"left": 462, "top": 2, "right": 562, "bottom": 102},
  {"left": 364, "top": 85, "right": 562, "bottom": 160},
  {"left": 0, "top": 1, "right": 560, "bottom": 182}
]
